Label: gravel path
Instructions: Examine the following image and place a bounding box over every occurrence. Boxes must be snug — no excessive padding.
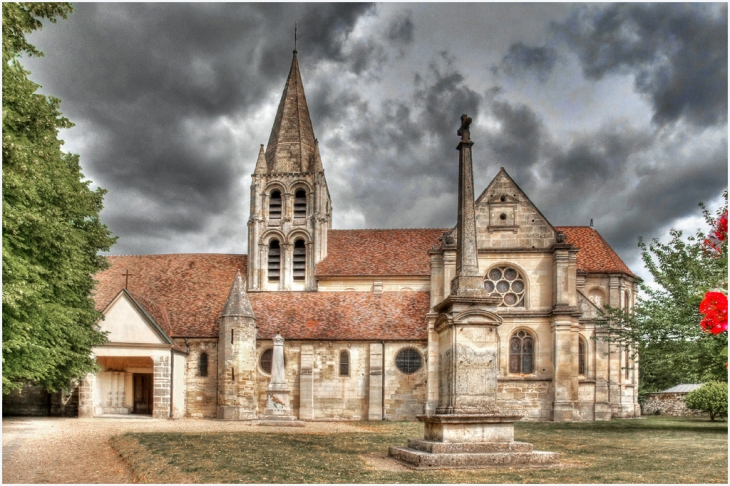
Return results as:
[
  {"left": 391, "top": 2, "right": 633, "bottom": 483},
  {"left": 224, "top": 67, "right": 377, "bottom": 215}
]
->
[{"left": 2, "top": 417, "right": 373, "bottom": 484}]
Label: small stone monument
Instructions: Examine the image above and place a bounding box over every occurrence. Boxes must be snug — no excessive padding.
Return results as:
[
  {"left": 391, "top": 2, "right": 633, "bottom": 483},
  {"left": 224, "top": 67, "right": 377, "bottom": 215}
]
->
[
  {"left": 388, "top": 114, "right": 559, "bottom": 468},
  {"left": 256, "top": 333, "right": 304, "bottom": 426}
]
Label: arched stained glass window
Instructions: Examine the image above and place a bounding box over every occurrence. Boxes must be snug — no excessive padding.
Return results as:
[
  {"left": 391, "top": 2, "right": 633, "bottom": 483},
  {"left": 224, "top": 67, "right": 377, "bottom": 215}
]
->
[
  {"left": 509, "top": 330, "right": 534, "bottom": 374},
  {"left": 260, "top": 349, "right": 273, "bottom": 374},
  {"left": 578, "top": 339, "right": 586, "bottom": 376},
  {"left": 484, "top": 266, "right": 525, "bottom": 307}
]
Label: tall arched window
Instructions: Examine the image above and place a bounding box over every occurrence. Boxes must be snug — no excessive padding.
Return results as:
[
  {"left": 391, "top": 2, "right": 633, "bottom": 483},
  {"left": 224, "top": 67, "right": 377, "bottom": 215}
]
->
[
  {"left": 293, "top": 239, "right": 306, "bottom": 281},
  {"left": 294, "top": 189, "right": 307, "bottom": 218},
  {"left": 199, "top": 352, "right": 208, "bottom": 377},
  {"left": 509, "top": 330, "right": 534, "bottom": 373},
  {"left": 578, "top": 338, "right": 586, "bottom": 376},
  {"left": 339, "top": 351, "right": 350, "bottom": 376},
  {"left": 269, "top": 190, "right": 282, "bottom": 219},
  {"left": 268, "top": 239, "right": 280, "bottom": 282},
  {"left": 625, "top": 348, "right": 630, "bottom": 380},
  {"left": 624, "top": 290, "right": 630, "bottom": 313}
]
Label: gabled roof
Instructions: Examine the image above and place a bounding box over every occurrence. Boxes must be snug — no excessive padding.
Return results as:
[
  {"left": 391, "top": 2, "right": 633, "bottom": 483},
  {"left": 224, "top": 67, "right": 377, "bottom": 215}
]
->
[
  {"left": 94, "top": 253, "right": 431, "bottom": 339},
  {"left": 557, "top": 226, "right": 635, "bottom": 276},
  {"left": 94, "top": 254, "right": 247, "bottom": 337},
  {"left": 315, "top": 229, "right": 446, "bottom": 277},
  {"left": 265, "top": 51, "right": 317, "bottom": 173}
]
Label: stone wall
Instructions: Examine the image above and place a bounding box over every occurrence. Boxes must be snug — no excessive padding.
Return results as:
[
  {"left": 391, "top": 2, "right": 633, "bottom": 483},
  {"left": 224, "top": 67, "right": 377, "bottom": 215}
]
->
[
  {"left": 497, "top": 379, "right": 553, "bottom": 421},
  {"left": 2, "top": 384, "right": 50, "bottom": 416},
  {"left": 153, "top": 355, "right": 171, "bottom": 418},
  {"left": 183, "top": 339, "right": 218, "bottom": 418},
  {"left": 384, "top": 342, "right": 427, "bottom": 420},
  {"left": 642, "top": 392, "right": 705, "bottom": 417}
]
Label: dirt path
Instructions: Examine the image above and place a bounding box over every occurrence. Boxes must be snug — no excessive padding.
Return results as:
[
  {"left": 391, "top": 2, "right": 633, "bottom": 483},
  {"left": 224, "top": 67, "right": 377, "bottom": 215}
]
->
[{"left": 1, "top": 417, "right": 372, "bottom": 484}]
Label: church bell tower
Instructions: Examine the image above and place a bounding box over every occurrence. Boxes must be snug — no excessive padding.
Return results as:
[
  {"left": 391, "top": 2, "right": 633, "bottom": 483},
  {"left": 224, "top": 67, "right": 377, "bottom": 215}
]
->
[{"left": 247, "top": 49, "right": 331, "bottom": 292}]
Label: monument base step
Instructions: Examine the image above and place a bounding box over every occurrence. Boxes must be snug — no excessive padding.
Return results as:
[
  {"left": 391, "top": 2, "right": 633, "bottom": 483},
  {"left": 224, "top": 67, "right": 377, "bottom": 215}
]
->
[
  {"left": 388, "top": 444, "right": 559, "bottom": 470},
  {"left": 407, "top": 439, "right": 533, "bottom": 454},
  {"left": 253, "top": 419, "right": 305, "bottom": 427}
]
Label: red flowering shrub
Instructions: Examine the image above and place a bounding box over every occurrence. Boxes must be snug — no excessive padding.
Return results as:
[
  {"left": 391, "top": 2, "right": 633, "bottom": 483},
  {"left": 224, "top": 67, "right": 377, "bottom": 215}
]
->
[
  {"left": 703, "top": 209, "right": 728, "bottom": 255},
  {"left": 700, "top": 291, "right": 728, "bottom": 335}
]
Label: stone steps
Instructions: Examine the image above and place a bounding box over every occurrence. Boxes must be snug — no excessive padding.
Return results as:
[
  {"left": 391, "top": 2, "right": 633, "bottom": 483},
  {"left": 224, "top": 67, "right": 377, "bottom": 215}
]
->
[{"left": 388, "top": 444, "right": 559, "bottom": 469}]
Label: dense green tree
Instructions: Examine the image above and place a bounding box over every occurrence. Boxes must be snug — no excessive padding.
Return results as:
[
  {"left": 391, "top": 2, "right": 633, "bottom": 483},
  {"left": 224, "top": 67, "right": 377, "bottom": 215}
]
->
[
  {"left": 2, "top": 3, "right": 117, "bottom": 394},
  {"left": 595, "top": 194, "right": 728, "bottom": 394},
  {"left": 684, "top": 382, "right": 728, "bottom": 421}
]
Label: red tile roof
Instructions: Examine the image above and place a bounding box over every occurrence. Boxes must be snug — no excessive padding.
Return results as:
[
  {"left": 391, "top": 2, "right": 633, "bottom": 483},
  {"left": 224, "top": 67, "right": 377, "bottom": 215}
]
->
[
  {"left": 94, "top": 254, "right": 247, "bottom": 338},
  {"left": 250, "top": 291, "right": 429, "bottom": 340},
  {"left": 94, "top": 254, "right": 429, "bottom": 339},
  {"left": 556, "top": 226, "right": 635, "bottom": 276},
  {"left": 315, "top": 229, "right": 445, "bottom": 277}
]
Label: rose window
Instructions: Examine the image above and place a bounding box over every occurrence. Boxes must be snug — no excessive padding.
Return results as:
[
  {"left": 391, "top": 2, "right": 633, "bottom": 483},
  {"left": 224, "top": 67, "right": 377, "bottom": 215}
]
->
[{"left": 484, "top": 266, "right": 525, "bottom": 307}]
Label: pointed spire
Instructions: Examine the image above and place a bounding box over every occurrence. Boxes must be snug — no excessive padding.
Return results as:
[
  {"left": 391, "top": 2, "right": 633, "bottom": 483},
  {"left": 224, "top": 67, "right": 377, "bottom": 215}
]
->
[
  {"left": 254, "top": 144, "right": 267, "bottom": 175},
  {"left": 221, "top": 270, "right": 256, "bottom": 318},
  {"left": 312, "top": 139, "right": 324, "bottom": 173},
  {"left": 265, "top": 51, "right": 317, "bottom": 173}
]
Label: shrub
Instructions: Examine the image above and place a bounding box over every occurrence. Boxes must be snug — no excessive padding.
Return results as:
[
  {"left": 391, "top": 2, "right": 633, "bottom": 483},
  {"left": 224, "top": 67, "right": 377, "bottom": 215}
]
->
[{"left": 684, "top": 382, "right": 728, "bottom": 421}]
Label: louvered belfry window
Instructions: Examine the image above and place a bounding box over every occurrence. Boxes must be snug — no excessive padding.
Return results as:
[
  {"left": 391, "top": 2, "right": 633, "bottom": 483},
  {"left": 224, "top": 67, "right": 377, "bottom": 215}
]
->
[
  {"left": 294, "top": 189, "right": 307, "bottom": 218},
  {"left": 293, "top": 239, "right": 306, "bottom": 281},
  {"left": 269, "top": 190, "right": 282, "bottom": 219},
  {"left": 339, "top": 351, "right": 350, "bottom": 376},
  {"left": 268, "top": 240, "right": 280, "bottom": 282},
  {"left": 509, "top": 330, "right": 534, "bottom": 374}
]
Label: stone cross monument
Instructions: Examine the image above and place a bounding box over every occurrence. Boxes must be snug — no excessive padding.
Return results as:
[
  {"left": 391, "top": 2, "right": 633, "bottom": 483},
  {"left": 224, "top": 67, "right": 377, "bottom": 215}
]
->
[
  {"left": 389, "top": 114, "right": 559, "bottom": 468},
  {"left": 257, "top": 333, "right": 303, "bottom": 426}
]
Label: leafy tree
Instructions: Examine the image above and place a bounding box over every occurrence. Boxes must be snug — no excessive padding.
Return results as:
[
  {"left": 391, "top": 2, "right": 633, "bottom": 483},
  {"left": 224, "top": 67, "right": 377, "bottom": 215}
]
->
[
  {"left": 595, "top": 193, "right": 728, "bottom": 394},
  {"left": 684, "top": 382, "right": 728, "bottom": 421},
  {"left": 2, "top": 3, "right": 117, "bottom": 394}
]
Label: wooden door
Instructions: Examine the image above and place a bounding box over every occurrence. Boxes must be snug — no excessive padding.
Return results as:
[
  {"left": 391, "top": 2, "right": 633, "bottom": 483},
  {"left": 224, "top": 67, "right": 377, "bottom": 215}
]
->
[{"left": 133, "top": 373, "right": 152, "bottom": 414}]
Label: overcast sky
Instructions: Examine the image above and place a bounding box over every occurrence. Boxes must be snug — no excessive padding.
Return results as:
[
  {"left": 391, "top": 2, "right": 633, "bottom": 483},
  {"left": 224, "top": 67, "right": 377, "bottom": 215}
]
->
[{"left": 24, "top": 2, "right": 728, "bottom": 284}]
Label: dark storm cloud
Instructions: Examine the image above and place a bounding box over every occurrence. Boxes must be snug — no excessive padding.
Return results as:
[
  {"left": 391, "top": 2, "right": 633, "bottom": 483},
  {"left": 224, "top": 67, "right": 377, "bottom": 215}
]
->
[
  {"left": 388, "top": 16, "right": 414, "bottom": 44},
  {"left": 555, "top": 3, "right": 728, "bottom": 127},
  {"left": 499, "top": 42, "right": 558, "bottom": 81},
  {"left": 315, "top": 53, "right": 481, "bottom": 229},
  {"left": 24, "top": 2, "right": 375, "bottom": 253}
]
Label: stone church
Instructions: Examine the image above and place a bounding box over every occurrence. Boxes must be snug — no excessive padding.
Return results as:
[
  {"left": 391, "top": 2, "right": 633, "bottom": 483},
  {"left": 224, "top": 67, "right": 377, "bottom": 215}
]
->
[{"left": 7, "top": 50, "right": 640, "bottom": 421}]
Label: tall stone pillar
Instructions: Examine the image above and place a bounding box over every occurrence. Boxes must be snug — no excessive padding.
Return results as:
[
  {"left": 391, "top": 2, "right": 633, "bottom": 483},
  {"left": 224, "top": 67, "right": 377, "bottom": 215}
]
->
[
  {"left": 425, "top": 313, "right": 440, "bottom": 415},
  {"left": 390, "top": 114, "right": 558, "bottom": 469},
  {"left": 368, "top": 342, "right": 383, "bottom": 421},
  {"left": 153, "top": 355, "right": 171, "bottom": 419},
  {"left": 217, "top": 271, "right": 258, "bottom": 420},
  {"left": 608, "top": 275, "right": 621, "bottom": 416}
]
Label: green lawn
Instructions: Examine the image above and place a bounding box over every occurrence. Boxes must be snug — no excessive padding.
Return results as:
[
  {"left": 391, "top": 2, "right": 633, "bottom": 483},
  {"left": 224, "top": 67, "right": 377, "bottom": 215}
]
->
[{"left": 110, "top": 416, "right": 728, "bottom": 483}]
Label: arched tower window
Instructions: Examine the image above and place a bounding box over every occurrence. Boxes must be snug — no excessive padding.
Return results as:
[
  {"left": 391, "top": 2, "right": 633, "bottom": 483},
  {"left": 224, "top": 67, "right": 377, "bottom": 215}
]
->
[
  {"left": 293, "top": 239, "right": 306, "bottom": 281},
  {"left": 199, "top": 352, "right": 208, "bottom": 377},
  {"left": 268, "top": 239, "right": 281, "bottom": 282},
  {"left": 509, "top": 330, "right": 534, "bottom": 374},
  {"left": 269, "top": 190, "right": 282, "bottom": 219},
  {"left": 578, "top": 338, "right": 586, "bottom": 376},
  {"left": 294, "top": 189, "right": 307, "bottom": 218},
  {"left": 339, "top": 351, "right": 350, "bottom": 376},
  {"left": 624, "top": 290, "right": 630, "bottom": 313},
  {"left": 484, "top": 266, "right": 526, "bottom": 307}
]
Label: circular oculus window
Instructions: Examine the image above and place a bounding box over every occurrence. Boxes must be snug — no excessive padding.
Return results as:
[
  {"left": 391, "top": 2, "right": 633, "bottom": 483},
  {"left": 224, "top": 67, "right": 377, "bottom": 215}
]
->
[
  {"left": 484, "top": 266, "right": 526, "bottom": 307},
  {"left": 395, "top": 348, "right": 423, "bottom": 374}
]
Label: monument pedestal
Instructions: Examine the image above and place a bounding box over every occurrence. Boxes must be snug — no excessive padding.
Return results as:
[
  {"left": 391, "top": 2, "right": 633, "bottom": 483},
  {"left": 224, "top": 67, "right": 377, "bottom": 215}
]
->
[
  {"left": 254, "top": 334, "right": 305, "bottom": 427},
  {"left": 389, "top": 414, "right": 559, "bottom": 469}
]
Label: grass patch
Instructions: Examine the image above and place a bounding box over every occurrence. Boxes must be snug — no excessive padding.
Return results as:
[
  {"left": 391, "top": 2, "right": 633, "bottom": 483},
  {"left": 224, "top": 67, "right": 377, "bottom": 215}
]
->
[{"left": 110, "top": 417, "right": 727, "bottom": 483}]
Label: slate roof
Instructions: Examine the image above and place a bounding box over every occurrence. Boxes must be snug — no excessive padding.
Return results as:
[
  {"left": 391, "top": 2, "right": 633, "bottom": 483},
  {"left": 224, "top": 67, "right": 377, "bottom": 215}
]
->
[
  {"left": 315, "top": 229, "right": 446, "bottom": 277},
  {"left": 658, "top": 384, "right": 703, "bottom": 393},
  {"left": 557, "top": 226, "right": 635, "bottom": 277}
]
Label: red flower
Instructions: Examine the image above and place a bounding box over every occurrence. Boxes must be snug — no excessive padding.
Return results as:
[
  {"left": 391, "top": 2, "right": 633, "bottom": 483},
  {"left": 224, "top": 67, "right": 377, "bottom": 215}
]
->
[
  {"left": 700, "top": 291, "right": 728, "bottom": 335},
  {"left": 703, "top": 209, "right": 728, "bottom": 255}
]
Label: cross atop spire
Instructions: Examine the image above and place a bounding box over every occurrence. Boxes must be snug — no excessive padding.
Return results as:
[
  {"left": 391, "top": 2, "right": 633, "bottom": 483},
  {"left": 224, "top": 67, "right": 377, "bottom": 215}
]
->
[{"left": 264, "top": 50, "right": 317, "bottom": 173}]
